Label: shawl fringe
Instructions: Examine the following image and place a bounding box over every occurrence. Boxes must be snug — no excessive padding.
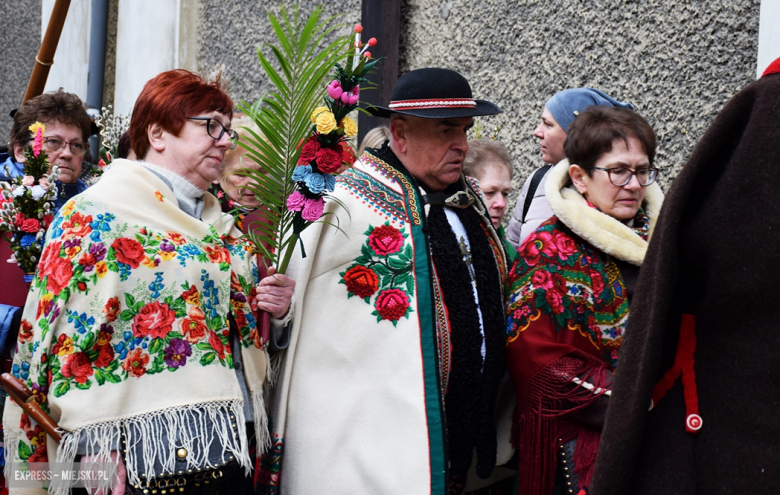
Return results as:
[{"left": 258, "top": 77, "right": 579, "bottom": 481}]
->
[
  {"left": 51, "top": 399, "right": 250, "bottom": 494},
  {"left": 544, "top": 158, "right": 663, "bottom": 266},
  {"left": 514, "top": 352, "right": 610, "bottom": 495}
]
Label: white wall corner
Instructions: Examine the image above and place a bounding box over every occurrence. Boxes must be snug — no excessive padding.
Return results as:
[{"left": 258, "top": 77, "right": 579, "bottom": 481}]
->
[
  {"left": 757, "top": 0, "right": 780, "bottom": 78},
  {"left": 42, "top": 0, "right": 92, "bottom": 101}
]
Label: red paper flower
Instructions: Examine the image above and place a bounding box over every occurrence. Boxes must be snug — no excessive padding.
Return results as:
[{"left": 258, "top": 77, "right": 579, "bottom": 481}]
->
[
  {"left": 20, "top": 218, "right": 40, "bottom": 233},
  {"left": 60, "top": 352, "right": 94, "bottom": 384},
  {"left": 314, "top": 146, "right": 342, "bottom": 174},
  {"left": 298, "top": 136, "right": 321, "bottom": 164},
  {"left": 368, "top": 224, "right": 404, "bottom": 255},
  {"left": 112, "top": 237, "right": 146, "bottom": 268},
  {"left": 344, "top": 265, "right": 379, "bottom": 298},
  {"left": 46, "top": 257, "right": 73, "bottom": 295},
  {"left": 354, "top": 23, "right": 363, "bottom": 33},
  {"left": 132, "top": 301, "right": 176, "bottom": 339},
  {"left": 343, "top": 145, "right": 357, "bottom": 166},
  {"left": 368, "top": 37, "right": 377, "bottom": 46},
  {"left": 374, "top": 289, "right": 410, "bottom": 321}
]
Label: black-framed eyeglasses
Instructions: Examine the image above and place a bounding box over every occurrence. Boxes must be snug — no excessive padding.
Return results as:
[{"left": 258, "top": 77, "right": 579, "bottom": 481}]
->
[
  {"left": 591, "top": 166, "right": 659, "bottom": 187},
  {"left": 187, "top": 117, "right": 238, "bottom": 149},
  {"left": 43, "top": 137, "right": 88, "bottom": 156}
]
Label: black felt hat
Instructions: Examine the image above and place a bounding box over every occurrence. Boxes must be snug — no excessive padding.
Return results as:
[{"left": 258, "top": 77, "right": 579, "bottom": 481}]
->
[{"left": 369, "top": 68, "right": 501, "bottom": 119}]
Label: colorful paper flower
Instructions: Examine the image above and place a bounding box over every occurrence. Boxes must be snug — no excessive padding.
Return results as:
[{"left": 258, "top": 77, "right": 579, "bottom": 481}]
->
[
  {"left": 301, "top": 197, "right": 324, "bottom": 221},
  {"left": 341, "top": 117, "right": 358, "bottom": 138},
  {"left": 315, "top": 111, "right": 338, "bottom": 135}
]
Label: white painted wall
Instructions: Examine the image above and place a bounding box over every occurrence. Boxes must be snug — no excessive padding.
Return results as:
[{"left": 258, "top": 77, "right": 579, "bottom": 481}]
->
[
  {"left": 113, "top": 0, "right": 181, "bottom": 115},
  {"left": 758, "top": 0, "right": 780, "bottom": 77},
  {"left": 42, "top": 0, "right": 91, "bottom": 101}
]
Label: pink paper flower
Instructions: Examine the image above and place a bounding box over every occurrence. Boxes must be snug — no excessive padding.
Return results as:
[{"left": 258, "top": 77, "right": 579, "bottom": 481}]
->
[
  {"left": 22, "top": 176, "right": 34, "bottom": 187},
  {"left": 327, "top": 80, "right": 343, "bottom": 100},
  {"left": 302, "top": 197, "right": 324, "bottom": 221},
  {"left": 287, "top": 190, "right": 306, "bottom": 212},
  {"left": 354, "top": 24, "right": 363, "bottom": 33},
  {"left": 38, "top": 177, "right": 49, "bottom": 189},
  {"left": 368, "top": 38, "right": 377, "bottom": 47},
  {"left": 32, "top": 127, "right": 44, "bottom": 157}
]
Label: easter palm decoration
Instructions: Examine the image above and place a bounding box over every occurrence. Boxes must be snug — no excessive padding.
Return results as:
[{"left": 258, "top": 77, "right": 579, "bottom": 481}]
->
[
  {"left": 238, "top": 6, "right": 348, "bottom": 273},
  {"left": 238, "top": 6, "right": 381, "bottom": 275}
]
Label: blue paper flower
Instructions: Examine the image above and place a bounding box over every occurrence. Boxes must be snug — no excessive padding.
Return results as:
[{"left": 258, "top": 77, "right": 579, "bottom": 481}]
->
[
  {"left": 292, "top": 165, "right": 312, "bottom": 182},
  {"left": 20, "top": 234, "right": 35, "bottom": 248},
  {"left": 324, "top": 173, "right": 336, "bottom": 192},
  {"left": 305, "top": 172, "right": 327, "bottom": 194}
]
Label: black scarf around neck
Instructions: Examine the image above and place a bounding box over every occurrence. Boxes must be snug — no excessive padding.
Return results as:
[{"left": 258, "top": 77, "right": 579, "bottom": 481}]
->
[{"left": 372, "top": 145, "right": 506, "bottom": 482}]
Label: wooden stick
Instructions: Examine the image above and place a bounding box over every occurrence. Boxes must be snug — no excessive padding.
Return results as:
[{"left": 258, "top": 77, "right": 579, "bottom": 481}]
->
[
  {"left": 22, "top": 0, "right": 72, "bottom": 104},
  {"left": 0, "top": 373, "right": 62, "bottom": 443}
]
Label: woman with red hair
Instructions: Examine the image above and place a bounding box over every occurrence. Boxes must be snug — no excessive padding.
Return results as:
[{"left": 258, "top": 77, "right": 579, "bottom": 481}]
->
[{"left": 4, "top": 69, "right": 293, "bottom": 494}]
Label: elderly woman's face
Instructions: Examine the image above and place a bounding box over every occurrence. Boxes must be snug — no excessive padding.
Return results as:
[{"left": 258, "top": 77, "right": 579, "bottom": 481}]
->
[
  {"left": 569, "top": 137, "right": 649, "bottom": 221},
  {"left": 164, "top": 111, "right": 233, "bottom": 190},
  {"left": 533, "top": 108, "right": 567, "bottom": 165},
  {"left": 219, "top": 146, "right": 264, "bottom": 208}
]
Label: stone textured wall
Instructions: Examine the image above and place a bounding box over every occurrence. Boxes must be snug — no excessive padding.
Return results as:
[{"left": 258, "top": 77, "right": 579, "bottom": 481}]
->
[
  {"left": 0, "top": 0, "right": 41, "bottom": 145},
  {"left": 399, "top": 0, "right": 760, "bottom": 201},
  {"left": 197, "top": 1, "right": 361, "bottom": 109}
]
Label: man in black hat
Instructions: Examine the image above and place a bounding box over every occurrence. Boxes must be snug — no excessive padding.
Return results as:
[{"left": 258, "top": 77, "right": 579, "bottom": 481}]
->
[{"left": 262, "top": 68, "right": 507, "bottom": 494}]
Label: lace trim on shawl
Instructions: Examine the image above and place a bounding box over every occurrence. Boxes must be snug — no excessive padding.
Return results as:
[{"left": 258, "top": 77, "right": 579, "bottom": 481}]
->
[{"left": 50, "top": 399, "right": 251, "bottom": 494}]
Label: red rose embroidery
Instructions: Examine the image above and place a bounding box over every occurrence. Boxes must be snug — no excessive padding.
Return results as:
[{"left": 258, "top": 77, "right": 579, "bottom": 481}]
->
[
  {"left": 203, "top": 245, "right": 230, "bottom": 264},
  {"left": 374, "top": 289, "right": 410, "bottom": 321},
  {"left": 94, "top": 345, "right": 114, "bottom": 369},
  {"left": 591, "top": 270, "right": 605, "bottom": 297},
  {"left": 28, "top": 444, "right": 48, "bottom": 462},
  {"left": 181, "top": 308, "right": 208, "bottom": 343},
  {"left": 19, "top": 319, "right": 33, "bottom": 342},
  {"left": 123, "top": 348, "right": 149, "bottom": 378},
  {"left": 519, "top": 231, "right": 558, "bottom": 266},
  {"left": 314, "top": 146, "right": 342, "bottom": 174},
  {"left": 102, "top": 296, "right": 120, "bottom": 322},
  {"left": 112, "top": 237, "right": 146, "bottom": 268},
  {"left": 20, "top": 218, "right": 40, "bottom": 233},
  {"left": 38, "top": 241, "right": 62, "bottom": 279},
  {"left": 368, "top": 225, "right": 404, "bottom": 255},
  {"left": 132, "top": 301, "right": 175, "bottom": 339},
  {"left": 298, "top": 136, "right": 321, "bottom": 164},
  {"left": 531, "top": 270, "right": 553, "bottom": 290},
  {"left": 552, "top": 231, "right": 578, "bottom": 260},
  {"left": 344, "top": 265, "right": 379, "bottom": 298},
  {"left": 209, "top": 330, "right": 226, "bottom": 360},
  {"left": 61, "top": 212, "right": 93, "bottom": 238},
  {"left": 60, "top": 352, "right": 94, "bottom": 384},
  {"left": 46, "top": 257, "right": 73, "bottom": 295}
]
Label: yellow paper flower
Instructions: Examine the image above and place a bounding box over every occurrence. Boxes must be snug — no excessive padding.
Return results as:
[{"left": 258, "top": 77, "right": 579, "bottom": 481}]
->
[
  {"left": 341, "top": 117, "right": 358, "bottom": 138},
  {"left": 315, "top": 112, "right": 338, "bottom": 135},
  {"left": 310, "top": 106, "right": 329, "bottom": 124},
  {"left": 28, "top": 122, "right": 45, "bottom": 135}
]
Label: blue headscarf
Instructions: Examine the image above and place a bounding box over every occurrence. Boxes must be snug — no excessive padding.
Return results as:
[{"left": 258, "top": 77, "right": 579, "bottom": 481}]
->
[{"left": 545, "top": 88, "right": 634, "bottom": 133}]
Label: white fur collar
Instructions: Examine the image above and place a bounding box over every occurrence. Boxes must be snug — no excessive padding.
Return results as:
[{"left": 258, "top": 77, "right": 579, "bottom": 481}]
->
[{"left": 544, "top": 158, "right": 664, "bottom": 266}]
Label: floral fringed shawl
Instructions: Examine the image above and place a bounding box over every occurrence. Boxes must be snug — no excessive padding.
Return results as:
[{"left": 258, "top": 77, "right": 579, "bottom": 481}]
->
[
  {"left": 505, "top": 158, "right": 663, "bottom": 495},
  {"left": 3, "top": 160, "right": 270, "bottom": 493}
]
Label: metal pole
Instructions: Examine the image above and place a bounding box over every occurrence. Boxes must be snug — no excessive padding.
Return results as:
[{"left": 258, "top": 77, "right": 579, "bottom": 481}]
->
[
  {"left": 88, "top": 0, "right": 109, "bottom": 155},
  {"left": 22, "top": 0, "right": 72, "bottom": 104}
]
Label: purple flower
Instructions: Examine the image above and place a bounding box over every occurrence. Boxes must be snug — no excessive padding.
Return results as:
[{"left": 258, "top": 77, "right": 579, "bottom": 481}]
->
[
  {"left": 231, "top": 292, "right": 247, "bottom": 303},
  {"left": 163, "top": 338, "right": 192, "bottom": 368},
  {"left": 89, "top": 242, "right": 107, "bottom": 261},
  {"left": 287, "top": 190, "right": 306, "bottom": 212},
  {"left": 159, "top": 240, "right": 175, "bottom": 253},
  {"left": 63, "top": 238, "right": 80, "bottom": 249}
]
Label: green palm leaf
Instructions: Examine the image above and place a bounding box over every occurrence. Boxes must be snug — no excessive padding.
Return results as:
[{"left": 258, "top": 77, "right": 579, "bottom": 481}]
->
[{"left": 236, "top": 5, "right": 350, "bottom": 272}]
